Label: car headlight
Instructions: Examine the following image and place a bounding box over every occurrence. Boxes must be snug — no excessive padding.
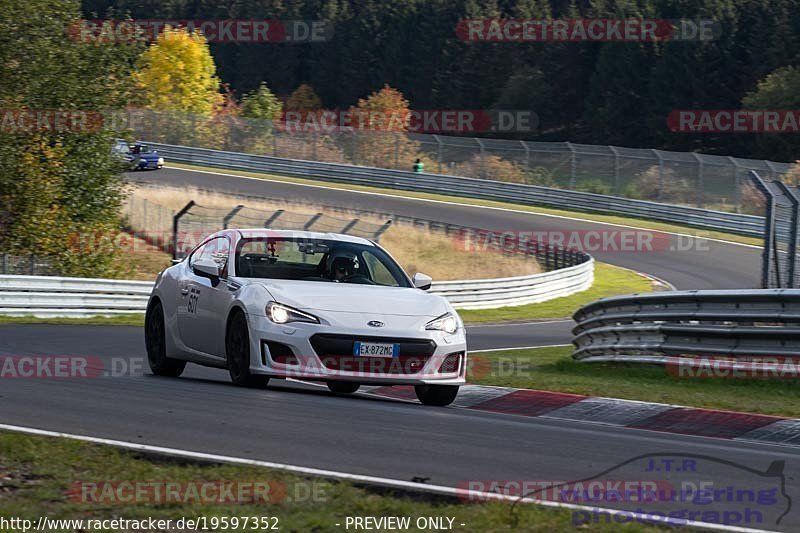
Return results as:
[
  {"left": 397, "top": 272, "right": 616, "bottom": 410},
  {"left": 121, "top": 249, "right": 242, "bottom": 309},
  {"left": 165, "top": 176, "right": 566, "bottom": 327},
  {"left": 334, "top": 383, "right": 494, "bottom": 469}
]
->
[
  {"left": 158, "top": 157, "right": 164, "bottom": 165},
  {"left": 266, "top": 301, "right": 319, "bottom": 324},
  {"left": 425, "top": 312, "right": 459, "bottom": 334}
]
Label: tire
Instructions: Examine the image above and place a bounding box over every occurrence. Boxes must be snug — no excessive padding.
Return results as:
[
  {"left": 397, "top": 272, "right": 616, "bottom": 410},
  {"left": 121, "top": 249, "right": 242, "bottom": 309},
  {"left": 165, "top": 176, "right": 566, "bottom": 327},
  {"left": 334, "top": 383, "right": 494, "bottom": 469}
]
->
[
  {"left": 226, "top": 311, "right": 269, "bottom": 388},
  {"left": 145, "top": 300, "right": 186, "bottom": 377},
  {"left": 414, "top": 384, "right": 459, "bottom": 406},
  {"left": 326, "top": 381, "right": 360, "bottom": 394}
]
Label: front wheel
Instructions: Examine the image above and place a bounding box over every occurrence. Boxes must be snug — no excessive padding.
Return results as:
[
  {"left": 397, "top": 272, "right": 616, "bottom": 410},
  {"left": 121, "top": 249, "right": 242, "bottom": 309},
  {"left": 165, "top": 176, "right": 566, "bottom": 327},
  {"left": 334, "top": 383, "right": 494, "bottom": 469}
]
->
[
  {"left": 226, "top": 311, "right": 269, "bottom": 388},
  {"left": 145, "top": 300, "right": 186, "bottom": 377},
  {"left": 414, "top": 384, "right": 459, "bottom": 406},
  {"left": 327, "top": 381, "right": 360, "bottom": 394}
]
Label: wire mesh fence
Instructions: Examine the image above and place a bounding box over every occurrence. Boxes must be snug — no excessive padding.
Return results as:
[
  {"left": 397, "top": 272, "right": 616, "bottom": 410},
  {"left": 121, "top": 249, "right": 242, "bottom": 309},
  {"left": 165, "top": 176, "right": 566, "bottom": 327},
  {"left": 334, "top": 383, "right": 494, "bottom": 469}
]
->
[
  {"left": 123, "top": 108, "right": 794, "bottom": 214},
  {"left": 749, "top": 171, "right": 800, "bottom": 288},
  {"left": 0, "top": 255, "right": 56, "bottom": 276}
]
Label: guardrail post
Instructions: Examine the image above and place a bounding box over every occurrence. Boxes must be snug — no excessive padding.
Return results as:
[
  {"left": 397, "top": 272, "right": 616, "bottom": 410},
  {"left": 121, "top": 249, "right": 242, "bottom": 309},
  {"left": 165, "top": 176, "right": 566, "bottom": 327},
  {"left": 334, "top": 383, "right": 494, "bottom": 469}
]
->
[
  {"left": 373, "top": 220, "right": 392, "bottom": 241},
  {"left": 172, "top": 200, "right": 196, "bottom": 260},
  {"left": 749, "top": 171, "right": 775, "bottom": 288},
  {"left": 340, "top": 218, "right": 360, "bottom": 234},
  {"left": 566, "top": 142, "right": 577, "bottom": 188},
  {"left": 222, "top": 204, "right": 245, "bottom": 229},
  {"left": 264, "top": 209, "right": 284, "bottom": 228}
]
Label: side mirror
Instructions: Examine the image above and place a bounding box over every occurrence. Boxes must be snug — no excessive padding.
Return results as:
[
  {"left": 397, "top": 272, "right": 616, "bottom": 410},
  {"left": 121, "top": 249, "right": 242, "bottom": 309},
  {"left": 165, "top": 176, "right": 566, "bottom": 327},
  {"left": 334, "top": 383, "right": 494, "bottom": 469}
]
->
[
  {"left": 193, "top": 257, "right": 220, "bottom": 283},
  {"left": 412, "top": 272, "right": 432, "bottom": 291}
]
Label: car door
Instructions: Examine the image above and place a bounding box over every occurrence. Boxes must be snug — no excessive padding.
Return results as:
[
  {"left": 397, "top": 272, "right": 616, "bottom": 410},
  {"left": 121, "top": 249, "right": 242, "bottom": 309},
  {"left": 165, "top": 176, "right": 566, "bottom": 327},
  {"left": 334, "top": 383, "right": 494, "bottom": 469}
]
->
[{"left": 177, "top": 236, "right": 232, "bottom": 356}]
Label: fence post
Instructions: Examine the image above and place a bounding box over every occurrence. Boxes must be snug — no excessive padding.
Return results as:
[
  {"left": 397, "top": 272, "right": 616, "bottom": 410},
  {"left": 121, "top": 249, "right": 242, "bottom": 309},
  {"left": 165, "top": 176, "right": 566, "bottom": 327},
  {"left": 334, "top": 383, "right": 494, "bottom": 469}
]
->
[
  {"left": 172, "top": 201, "right": 196, "bottom": 261},
  {"left": 609, "top": 145, "right": 620, "bottom": 194},
  {"left": 30, "top": 254, "right": 36, "bottom": 275},
  {"left": 566, "top": 142, "right": 576, "bottom": 188},
  {"left": 521, "top": 140, "right": 530, "bottom": 172},
  {"left": 303, "top": 213, "right": 324, "bottom": 231},
  {"left": 692, "top": 153, "right": 705, "bottom": 207},
  {"left": 728, "top": 157, "right": 742, "bottom": 212},
  {"left": 749, "top": 171, "right": 775, "bottom": 288},
  {"left": 476, "top": 138, "right": 486, "bottom": 179},
  {"left": 774, "top": 181, "right": 800, "bottom": 288},
  {"left": 433, "top": 135, "right": 443, "bottom": 174},
  {"left": 264, "top": 209, "right": 284, "bottom": 228},
  {"left": 652, "top": 149, "right": 664, "bottom": 201},
  {"left": 394, "top": 135, "right": 400, "bottom": 169},
  {"left": 223, "top": 204, "right": 245, "bottom": 229},
  {"left": 1, "top": 253, "right": 6, "bottom": 275},
  {"left": 373, "top": 220, "right": 393, "bottom": 241}
]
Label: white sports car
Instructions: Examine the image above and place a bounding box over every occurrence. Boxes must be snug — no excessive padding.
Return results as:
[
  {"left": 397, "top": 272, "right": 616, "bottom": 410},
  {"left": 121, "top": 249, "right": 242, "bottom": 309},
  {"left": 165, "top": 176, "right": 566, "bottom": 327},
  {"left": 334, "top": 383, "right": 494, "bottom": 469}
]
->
[{"left": 144, "top": 229, "right": 467, "bottom": 406}]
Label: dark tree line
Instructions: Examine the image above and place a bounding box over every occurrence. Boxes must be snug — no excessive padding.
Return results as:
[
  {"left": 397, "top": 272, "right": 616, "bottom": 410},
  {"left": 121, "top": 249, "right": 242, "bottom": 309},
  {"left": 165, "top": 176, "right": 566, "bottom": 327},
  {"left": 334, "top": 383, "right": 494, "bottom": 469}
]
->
[{"left": 82, "top": 0, "right": 800, "bottom": 161}]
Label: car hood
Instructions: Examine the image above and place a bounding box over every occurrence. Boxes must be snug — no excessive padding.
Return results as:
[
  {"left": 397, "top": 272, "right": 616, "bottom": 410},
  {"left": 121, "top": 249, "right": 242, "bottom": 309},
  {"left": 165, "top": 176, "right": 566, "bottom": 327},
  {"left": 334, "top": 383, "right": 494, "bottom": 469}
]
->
[{"left": 254, "top": 280, "right": 449, "bottom": 317}]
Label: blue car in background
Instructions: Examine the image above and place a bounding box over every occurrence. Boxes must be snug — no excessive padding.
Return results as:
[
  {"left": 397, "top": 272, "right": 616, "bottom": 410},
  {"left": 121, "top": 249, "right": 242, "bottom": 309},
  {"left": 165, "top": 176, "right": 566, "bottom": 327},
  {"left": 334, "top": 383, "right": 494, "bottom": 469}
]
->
[{"left": 113, "top": 139, "right": 164, "bottom": 170}]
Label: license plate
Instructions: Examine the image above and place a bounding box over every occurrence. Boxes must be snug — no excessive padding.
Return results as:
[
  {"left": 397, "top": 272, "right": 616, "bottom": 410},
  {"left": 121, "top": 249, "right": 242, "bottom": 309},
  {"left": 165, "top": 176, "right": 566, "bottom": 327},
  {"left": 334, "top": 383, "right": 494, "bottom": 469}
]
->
[{"left": 353, "top": 341, "right": 398, "bottom": 358}]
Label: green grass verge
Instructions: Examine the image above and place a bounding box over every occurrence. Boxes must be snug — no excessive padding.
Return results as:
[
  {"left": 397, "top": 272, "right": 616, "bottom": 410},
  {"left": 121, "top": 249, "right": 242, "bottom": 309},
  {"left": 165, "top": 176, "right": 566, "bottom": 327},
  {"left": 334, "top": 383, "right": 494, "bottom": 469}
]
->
[
  {"left": 470, "top": 346, "right": 800, "bottom": 418},
  {"left": 0, "top": 314, "right": 144, "bottom": 326},
  {"left": 459, "top": 263, "right": 654, "bottom": 323},
  {"left": 0, "top": 431, "right": 664, "bottom": 532},
  {"left": 168, "top": 162, "right": 761, "bottom": 247}
]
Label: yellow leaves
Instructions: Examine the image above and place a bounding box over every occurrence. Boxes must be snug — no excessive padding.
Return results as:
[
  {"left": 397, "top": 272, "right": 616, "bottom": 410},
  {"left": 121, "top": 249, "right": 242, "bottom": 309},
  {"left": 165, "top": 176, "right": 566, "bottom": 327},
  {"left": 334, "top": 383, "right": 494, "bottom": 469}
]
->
[{"left": 131, "top": 27, "right": 222, "bottom": 115}]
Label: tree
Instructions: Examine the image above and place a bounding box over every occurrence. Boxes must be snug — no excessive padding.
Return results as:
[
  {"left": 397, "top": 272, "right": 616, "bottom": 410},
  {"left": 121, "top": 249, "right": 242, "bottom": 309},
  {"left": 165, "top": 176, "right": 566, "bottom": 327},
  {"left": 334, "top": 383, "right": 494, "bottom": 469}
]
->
[
  {"left": 0, "top": 0, "right": 137, "bottom": 278},
  {"left": 742, "top": 66, "right": 800, "bottom": 160},
  {"left": 131, "top": 27, "right": 222, "bottom": 115},
  {"left": 346, "top": 85, "right": 419, "bottom": 168},
  {"left": 240, "top": 82, "right": 283, "bottom": 120},
  {"left": 286, "top": 84, "right": 323, "bottom": 111}
]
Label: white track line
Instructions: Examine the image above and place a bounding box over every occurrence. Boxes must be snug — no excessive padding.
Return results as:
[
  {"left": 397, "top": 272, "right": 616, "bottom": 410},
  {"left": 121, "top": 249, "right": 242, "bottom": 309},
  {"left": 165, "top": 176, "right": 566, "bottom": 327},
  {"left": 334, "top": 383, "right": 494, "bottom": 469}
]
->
[
  {"left": 0, "top": 423, "right": 775, "bottom": 533},
  {"left": 164, "top": 166, "right": 761, "bottom": 249},
  {"left": 466, "top": 319, "right": 573, "bottom": 328},
  {"left": 470, "top": 344, "right": 572, "bottom": 353}
]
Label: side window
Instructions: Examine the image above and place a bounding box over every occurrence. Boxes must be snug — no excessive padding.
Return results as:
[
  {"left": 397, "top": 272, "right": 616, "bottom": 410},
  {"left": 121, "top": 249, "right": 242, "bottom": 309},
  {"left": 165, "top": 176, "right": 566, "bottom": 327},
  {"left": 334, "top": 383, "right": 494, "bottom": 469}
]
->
[
  {"left": 363, "top": 251, "right": 400, "bottom": 286},
  {"left": 190, "top": 237, "right": 230, "bottom": 277}
]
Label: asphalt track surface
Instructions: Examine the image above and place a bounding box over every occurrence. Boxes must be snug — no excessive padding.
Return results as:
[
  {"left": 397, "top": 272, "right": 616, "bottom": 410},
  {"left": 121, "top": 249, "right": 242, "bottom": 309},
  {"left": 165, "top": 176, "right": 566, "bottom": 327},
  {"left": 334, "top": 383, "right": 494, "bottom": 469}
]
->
[
  {"left": 0, "top": 324, "right": 797, "bottom": 531},
  {"left": 1, "top": 167, "right": 787, "bottom": 530}
]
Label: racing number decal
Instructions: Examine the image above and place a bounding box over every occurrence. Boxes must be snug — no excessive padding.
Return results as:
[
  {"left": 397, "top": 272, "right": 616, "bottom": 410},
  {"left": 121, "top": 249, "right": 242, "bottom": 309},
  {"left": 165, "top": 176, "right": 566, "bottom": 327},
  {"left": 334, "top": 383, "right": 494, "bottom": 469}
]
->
[{"left": 187, "top": 287, "right": 201, "bottom": 314}]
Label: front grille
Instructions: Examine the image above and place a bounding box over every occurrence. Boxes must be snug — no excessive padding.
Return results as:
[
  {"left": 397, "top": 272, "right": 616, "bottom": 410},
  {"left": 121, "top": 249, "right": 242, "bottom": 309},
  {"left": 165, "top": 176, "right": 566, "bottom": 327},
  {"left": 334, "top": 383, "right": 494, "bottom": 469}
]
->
[
  {"left": 438, "top": 352, "right": 463, "bottom": 374},
  {"left": 310, "top": 334, "right": 436, "bottom": 375}
]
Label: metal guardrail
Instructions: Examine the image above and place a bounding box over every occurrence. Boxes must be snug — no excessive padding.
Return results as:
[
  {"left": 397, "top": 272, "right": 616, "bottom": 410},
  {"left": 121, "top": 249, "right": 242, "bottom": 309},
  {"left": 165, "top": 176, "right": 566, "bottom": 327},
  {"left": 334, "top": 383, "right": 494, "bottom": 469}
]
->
[
  {"left": 0, "top": 275, "right": 153, "bottom": 318},
  {"left": 571, "top": 289, "right": 800, "bottom": 363},
  {"left": 0, "top": 256, "right": 593, "bottom": 316},
  {"left": 147, "top": 142, "right": 766, "bottom": 237}
]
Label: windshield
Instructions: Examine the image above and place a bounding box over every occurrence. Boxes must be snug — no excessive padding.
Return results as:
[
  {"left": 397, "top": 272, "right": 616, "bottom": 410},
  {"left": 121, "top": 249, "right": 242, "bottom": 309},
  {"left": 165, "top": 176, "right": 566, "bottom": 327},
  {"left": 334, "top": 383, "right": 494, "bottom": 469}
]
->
[{"left": 235, "top": 237, "right": 411, "bottom": 287}]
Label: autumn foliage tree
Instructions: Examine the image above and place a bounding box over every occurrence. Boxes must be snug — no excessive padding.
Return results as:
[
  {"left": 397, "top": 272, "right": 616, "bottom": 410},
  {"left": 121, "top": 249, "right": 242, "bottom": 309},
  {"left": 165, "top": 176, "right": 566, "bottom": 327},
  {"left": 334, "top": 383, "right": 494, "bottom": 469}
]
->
[
  {"left": 0, "top": 0, "right": 136, "bottom": 277},
  {"left": 346, "top": 85, "right": 420, "bottom": 168}
]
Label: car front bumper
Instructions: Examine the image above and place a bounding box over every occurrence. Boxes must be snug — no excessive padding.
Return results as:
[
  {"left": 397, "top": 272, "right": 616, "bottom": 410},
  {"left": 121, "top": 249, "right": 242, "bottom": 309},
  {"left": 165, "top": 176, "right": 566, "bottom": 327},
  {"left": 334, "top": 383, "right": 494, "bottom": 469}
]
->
[{"left": 247, "top": 314, "right": 468, "bottom": 385}]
